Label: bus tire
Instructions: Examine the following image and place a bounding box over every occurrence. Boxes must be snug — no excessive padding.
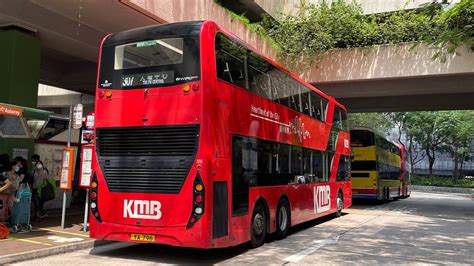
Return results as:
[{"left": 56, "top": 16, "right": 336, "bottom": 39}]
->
[
  {"left": 335, "top": 191, "right": 343, "bottom": 217},
  {"left": 393, "top": 188, "right": 400, "bottom": 201},
  {"left": 385, "top": 188, "right": 390, "bottom": 201},
  {"left": 250, "top": 202, "right": 266, "bottom": 248},
  {"left": 275, "top": 199, "right": 290, "bottom": 239}
]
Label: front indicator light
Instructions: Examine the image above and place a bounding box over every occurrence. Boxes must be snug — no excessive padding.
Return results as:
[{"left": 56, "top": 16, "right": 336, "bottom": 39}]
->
[{"left": 194, "top": 207, "right": 203, "bottom": 215}]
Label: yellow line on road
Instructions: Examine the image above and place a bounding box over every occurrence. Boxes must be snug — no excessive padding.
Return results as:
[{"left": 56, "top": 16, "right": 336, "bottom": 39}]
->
[
  {"left": 8, "top": 236, "right": 52, "bottom": 246},
  {"left": 34, "top": 227, "right": 89, "bottom": 237}
]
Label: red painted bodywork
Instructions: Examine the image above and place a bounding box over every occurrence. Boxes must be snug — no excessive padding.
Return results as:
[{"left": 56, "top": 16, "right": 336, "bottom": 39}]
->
[
  {"left": 399, "top": 144, "right": 411, "bottom": 197},
  {"left": 90, "top": 21, "right": 352, "bottom": 248}
]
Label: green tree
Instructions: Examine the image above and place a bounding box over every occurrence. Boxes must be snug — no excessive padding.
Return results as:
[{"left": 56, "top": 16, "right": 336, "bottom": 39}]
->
[
  {"left": 441, "top": 111, "right": 474, "bottom": 178},
  {"left": 387, "top": 112, "right": 426, "bottom": 175},
  {"left": 347, "top": 112, "right": 393, "bottom": 134},
  {"left": 409, "top": 111, "right": 457, "bottom": 176}
]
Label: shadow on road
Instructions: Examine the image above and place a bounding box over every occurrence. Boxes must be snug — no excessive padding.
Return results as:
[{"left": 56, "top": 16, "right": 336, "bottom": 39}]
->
[
  {"left": 88, "top": 213, "right": 346, "bottom": 263},
  {"left": 90, "top": 241, "right": 249, "bottom": 264}
]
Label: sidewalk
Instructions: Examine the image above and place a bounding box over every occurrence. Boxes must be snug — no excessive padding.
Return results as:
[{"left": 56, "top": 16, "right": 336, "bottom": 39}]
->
[{"left": 0, "top": 204, "right": 105, "bottom": 264}]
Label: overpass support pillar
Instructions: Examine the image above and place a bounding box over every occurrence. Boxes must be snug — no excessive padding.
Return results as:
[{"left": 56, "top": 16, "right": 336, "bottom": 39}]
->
[{"left": 0, "top": 29, "right": 41, "bottom": 108}]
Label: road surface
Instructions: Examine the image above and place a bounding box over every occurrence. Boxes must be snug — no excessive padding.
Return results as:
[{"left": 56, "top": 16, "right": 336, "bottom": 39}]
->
[{"left": 12, "top": 191, "right": 474, "bottom": 265}]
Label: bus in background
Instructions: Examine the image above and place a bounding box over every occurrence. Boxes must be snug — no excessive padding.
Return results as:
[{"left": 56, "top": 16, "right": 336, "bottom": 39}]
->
[
  {"left": 90, "top": 21, "right": 351, "bottom": 249},
  {"left": 399, "top": 144, "right": 411, "bottom": 198},
  {"left": 350, "top": 127, "right": 402, "bottom": 201}
]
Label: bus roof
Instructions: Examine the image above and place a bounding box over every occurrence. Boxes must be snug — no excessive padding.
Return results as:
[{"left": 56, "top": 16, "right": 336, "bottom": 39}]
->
[
  {"left": 350, "top": 126, "right": 400, "bottom": 146},
  {"left": 101, "top": 20, "right": 346, "bottom": 112},
  {"left": 103, "top": 21, "right": 204, "bottom": 47}
]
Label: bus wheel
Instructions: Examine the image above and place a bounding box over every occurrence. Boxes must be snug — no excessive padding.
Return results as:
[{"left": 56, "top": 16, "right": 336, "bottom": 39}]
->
[
  {"left": 275, "top": 199, "right": 290, "bottom": 239},
  {"left": 335, "top": 191, "right": 343, "bottom": 217},
  {"left": 385, "top": 188, "right": 390, "bottom": 201},
  {"left": 381, "top": 188, "right": 387, "bottom": 202},
  {"left": 250, "top": 203, "right": 266, "bottom": 248}
]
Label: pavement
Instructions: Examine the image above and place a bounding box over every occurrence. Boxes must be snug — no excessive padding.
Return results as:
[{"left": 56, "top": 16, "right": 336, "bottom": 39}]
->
[
  {"left": 6, "top": 191, "right": 473, "bottom": 265},
  {"left": 0, "top": 204, "right": 101, "bottom": 265}
]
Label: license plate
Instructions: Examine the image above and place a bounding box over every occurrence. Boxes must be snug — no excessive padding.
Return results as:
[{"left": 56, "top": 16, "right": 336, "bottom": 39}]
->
[{"left": 130, "top": 233, "right": 156, "bottom": 242}]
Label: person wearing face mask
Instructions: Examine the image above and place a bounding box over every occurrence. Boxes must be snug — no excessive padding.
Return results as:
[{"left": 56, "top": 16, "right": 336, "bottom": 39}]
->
[
  {"left": 31, "top": 154, "right": 49, "bottom": 219},
  {"left": 14, "top": 156, "right": 31, "bottom": 186},
  {"left": 0, "top": 162, "right": 21, "bottom": 219}
]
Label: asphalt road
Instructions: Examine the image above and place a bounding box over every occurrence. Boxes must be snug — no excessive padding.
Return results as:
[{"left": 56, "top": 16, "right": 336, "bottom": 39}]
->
[{"left": 12, "top": 191, "right": 474, "bottom": 265}]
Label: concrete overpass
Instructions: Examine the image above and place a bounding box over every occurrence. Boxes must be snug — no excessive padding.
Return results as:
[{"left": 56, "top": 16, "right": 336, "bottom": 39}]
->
[
  {"left": 0, "top": 0, "right": 473, "bottom": 112},
  {"left": 305, "top": 43, "right": 474, "bottom": 112}
]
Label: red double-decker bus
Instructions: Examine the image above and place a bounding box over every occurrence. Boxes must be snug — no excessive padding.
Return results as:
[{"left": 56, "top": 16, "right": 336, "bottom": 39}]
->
[
  {"left": 90, "top": 21, "right": 351, "bottom": 248},
  {"left": 399, "top": 144, "right": 412, "bottom": 198}
]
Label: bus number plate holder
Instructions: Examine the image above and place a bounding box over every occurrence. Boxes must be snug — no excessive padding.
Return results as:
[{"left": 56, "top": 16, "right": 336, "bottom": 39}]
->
[{"left": 130, "top": 233, "right": 156, "bottom": 242}]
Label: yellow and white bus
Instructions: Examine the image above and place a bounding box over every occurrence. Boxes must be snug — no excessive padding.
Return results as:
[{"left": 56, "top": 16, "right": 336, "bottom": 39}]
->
[{"left": 350, "top": 127, "right": 402, "bottom": 200}]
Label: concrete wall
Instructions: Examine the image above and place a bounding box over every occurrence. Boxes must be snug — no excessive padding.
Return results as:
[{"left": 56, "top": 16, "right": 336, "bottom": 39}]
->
[
  {"left": 126, "top": 0, "right": 278, "bottom": 61},
  {"left": 303, "top": 43, "right": 474, "bottom": 83},
  {"left": 255, "top": 0, "right": 461, "bottom": 20}
]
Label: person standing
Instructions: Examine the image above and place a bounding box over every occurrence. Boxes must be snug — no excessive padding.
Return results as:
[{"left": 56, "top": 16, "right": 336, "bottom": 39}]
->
[
  {"left": 14, "top": 156, "right": 31, "bottom": 185},
  {"left": 31, "top": 155, "right": 48, "bottom": 219},
  {"left": 0, "top": 162, "right": 21, "bottom": 219}
]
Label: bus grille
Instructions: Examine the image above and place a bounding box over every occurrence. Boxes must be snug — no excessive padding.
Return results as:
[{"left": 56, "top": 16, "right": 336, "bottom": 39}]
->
[{"left": 96, "top": 125, "right": 199, "bottom": 193}]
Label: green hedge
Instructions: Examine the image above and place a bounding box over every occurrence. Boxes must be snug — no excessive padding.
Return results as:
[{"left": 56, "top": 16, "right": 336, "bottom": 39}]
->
[{"left": 412, "top": 175, "right": 474, "bottom": 188}]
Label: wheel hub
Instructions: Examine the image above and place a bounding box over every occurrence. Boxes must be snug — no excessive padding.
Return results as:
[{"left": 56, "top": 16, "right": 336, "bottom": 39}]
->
[
  {"left": 279, "top": 206, "right": 288, "bottom": 231},
  {"left": 253, "top": 213, "right": 264, "bottom": 235}
]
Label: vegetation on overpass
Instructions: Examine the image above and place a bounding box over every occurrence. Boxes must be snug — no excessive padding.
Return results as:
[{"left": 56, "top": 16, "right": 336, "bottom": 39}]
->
[{"left": 218, "top": 0, "right": 473, "bottom": 70}]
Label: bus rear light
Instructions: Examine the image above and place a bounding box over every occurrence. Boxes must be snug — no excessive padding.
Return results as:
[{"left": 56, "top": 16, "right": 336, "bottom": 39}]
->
[
  {"left": 187, "top": 174, "right": 205, "bottom": 229},
  {"left": 105, "top": 90, "right": 112, "bottom": 98},
  {"left": 194, "top": 207, "right": 203, "bottom": 215},
  {"left": 195, "top": 184, "right": 203, "bottom": 192},
  {"left": 183, "top": 85, "right": 190, "bottom": 93},
  {"left": 192, "top": 83, "right": 199, "bottom": 91},
  {"left": 195, "top": 195, "right": 202, "bottom": 203},
  {"left": 90, "top": 174, "right": 102, "bottom": 223},
  {"left": 99, "top": 90, "right": 105, "bottom": 98}
]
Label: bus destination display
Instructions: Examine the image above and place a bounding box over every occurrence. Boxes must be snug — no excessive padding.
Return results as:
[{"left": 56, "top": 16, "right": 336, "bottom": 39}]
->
[{"left": 121, "top": 71, "right": 174, "bottom": 87}]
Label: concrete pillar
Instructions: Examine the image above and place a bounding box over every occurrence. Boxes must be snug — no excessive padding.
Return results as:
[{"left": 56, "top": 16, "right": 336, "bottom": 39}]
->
[
  {"left": 0, "top": 29, "right": 41, "bottom": 108},
  {"left": 0, "top": 29, "right": 41, "bottom": 161}
]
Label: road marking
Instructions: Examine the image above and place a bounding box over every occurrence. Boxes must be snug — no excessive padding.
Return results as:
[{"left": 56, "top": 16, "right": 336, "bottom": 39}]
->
[
  {"left": 282, "top": 235, "right": 339, "bottom": 263},
  {"left": 47, "top": 236, "right": 84, "bottom": 243},
  {"left": 34, "top": 227, "right": 89, "bottom": 237},
  {"left": 8, "top": 236, "right": 52, "bottom": 246}
]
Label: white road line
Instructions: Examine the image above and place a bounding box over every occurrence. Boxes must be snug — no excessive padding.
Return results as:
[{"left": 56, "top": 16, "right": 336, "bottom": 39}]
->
[{"left": 282, "top": 235, "right": 339, "bottom": 263}]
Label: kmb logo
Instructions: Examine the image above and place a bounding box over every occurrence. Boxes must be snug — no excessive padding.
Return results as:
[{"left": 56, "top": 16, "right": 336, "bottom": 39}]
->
[
  {"left": 314, "top": 185, "right": 331, "bottom": 214},
  {"left": 123, "top": 200, "right": 162, "bottom": 220}
]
